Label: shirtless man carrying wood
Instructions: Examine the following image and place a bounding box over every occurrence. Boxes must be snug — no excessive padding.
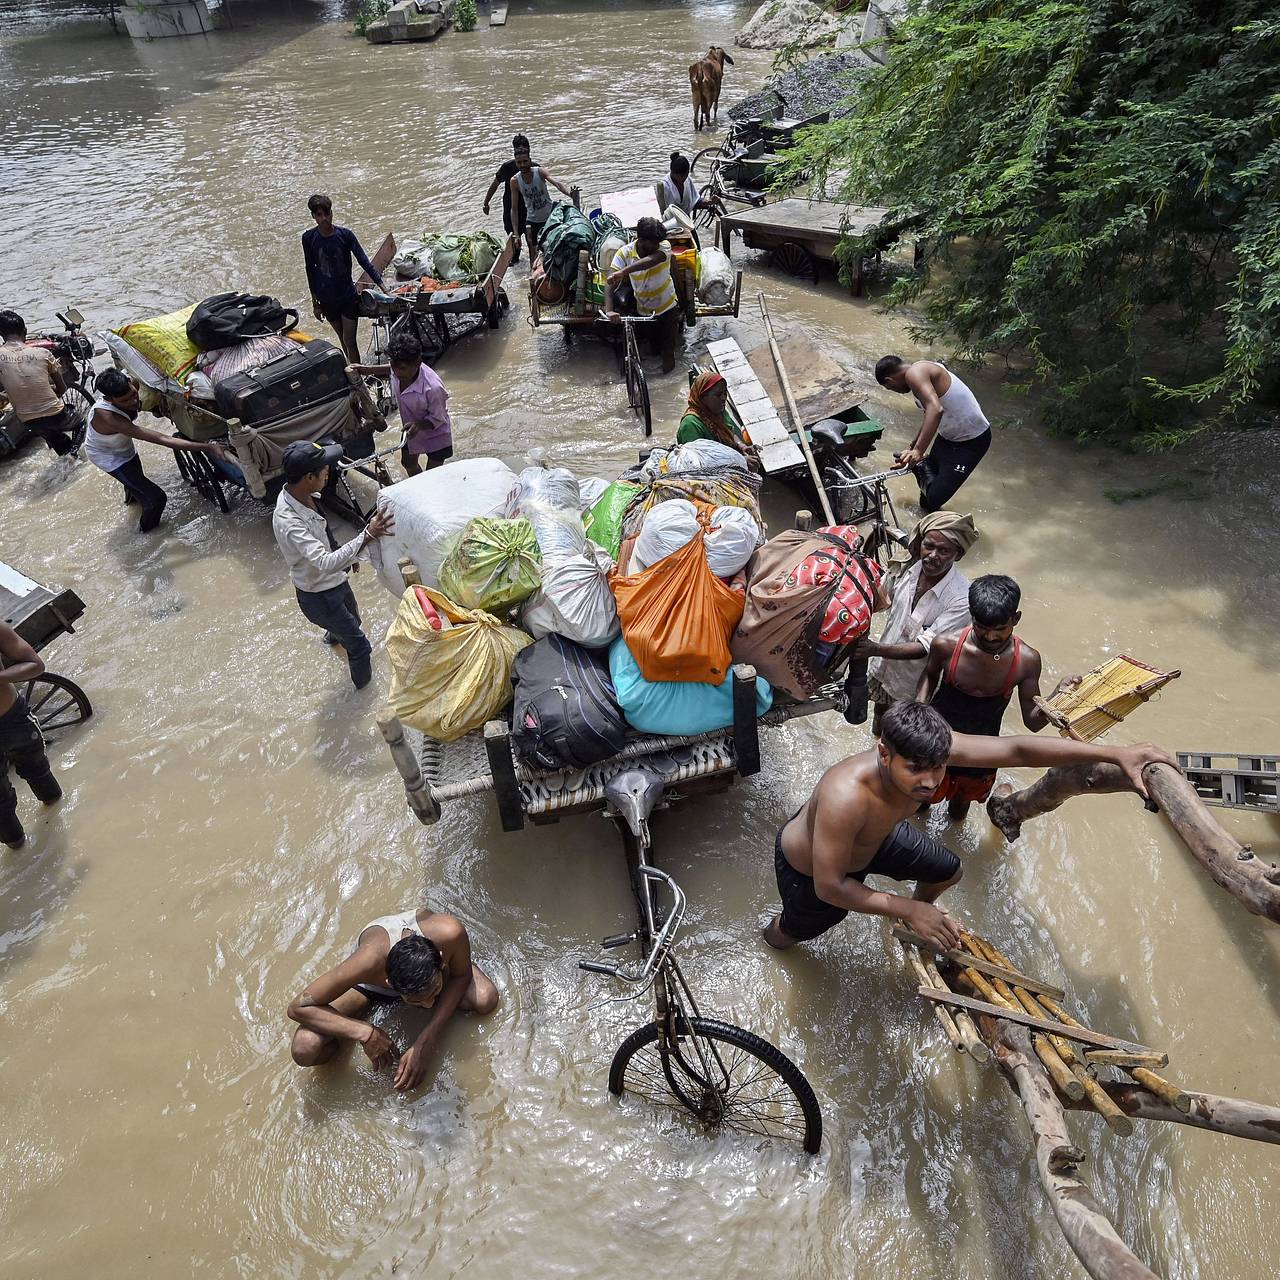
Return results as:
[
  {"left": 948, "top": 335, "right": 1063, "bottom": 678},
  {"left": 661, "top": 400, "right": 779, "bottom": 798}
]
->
[{"left": 763, "top": 701, "right": 1175, "bottom": 952}]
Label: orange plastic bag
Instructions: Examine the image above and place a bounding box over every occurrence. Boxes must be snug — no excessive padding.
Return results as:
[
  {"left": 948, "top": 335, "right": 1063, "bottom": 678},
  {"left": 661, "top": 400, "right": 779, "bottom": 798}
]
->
[{"left": 611, "top": 526, "right": 744, "bottom": 685}]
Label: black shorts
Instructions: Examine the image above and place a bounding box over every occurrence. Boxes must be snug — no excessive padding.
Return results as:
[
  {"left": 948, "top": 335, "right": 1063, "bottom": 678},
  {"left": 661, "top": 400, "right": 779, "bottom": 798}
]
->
[
  {"left": 319, "top": 295, "right": 360, "bottom": 328},
  {"left": 773, "top": 819, "right": 961, "bottom": 943},
  {"left": 404, "top": 443, "right": 453, "bottom": 468}
]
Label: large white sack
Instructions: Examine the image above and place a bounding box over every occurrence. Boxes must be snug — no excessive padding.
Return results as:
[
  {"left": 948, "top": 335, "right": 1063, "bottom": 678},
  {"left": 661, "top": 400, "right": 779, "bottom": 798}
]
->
[
  {"left": 697, "top": 247, "right": 735, "bottom": 305},
  {"left": 632, "top": 499, "right": 699, "bottom": 572},
  {"left": 668, "top": 438, "right": 749, "bottom": 472},
  {"left": 518, "top": 465, "right": 588, "bottom": 557},
  {"left": 705, "top": 504, "right": 760, "bottom": 577},
  {"left": 369, "top": 457, "right": 518, "bottom": 594},
  {"left": 578, "top": 476, "right": 610, "bottom": 509},
  {"left": 520, "top": 542, "right": 619, "bottom": 649},
  {"left": 631, "top": 499, "right": 759, "bottom": 578}
]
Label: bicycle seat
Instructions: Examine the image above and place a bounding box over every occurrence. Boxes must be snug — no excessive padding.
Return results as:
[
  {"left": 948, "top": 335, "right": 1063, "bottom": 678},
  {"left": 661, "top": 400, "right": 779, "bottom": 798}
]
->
[
  {"left": 810, "top": 419, "right": 847, "bottom": 451},
  {"left": 604, "top": 767, "right": 666, "bottom": 842}
]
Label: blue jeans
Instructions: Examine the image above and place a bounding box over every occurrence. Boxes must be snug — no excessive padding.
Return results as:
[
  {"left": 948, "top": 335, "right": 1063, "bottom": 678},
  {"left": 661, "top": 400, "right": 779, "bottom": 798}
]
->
[{"left": 295, "top": 582, "right": 372, "bottom": 688}]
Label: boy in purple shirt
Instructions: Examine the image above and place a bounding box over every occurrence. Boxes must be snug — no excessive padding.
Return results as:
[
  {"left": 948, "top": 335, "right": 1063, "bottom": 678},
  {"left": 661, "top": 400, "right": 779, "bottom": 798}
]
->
[{"left": 355, "top": 332, "right": 453, "bottom": 477}]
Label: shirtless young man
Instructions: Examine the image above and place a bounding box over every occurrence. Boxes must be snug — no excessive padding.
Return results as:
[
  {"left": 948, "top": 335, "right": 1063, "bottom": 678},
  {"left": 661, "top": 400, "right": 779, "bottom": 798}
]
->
[
  {"left": 916, "top": 574, "right": 1077, "bottom": 822},
  {"left": 288, "top": 907, "right": 499, "bottom": 1092},
  {"left": 763, "top": 701, "right": 1174, "bottom": 952}
]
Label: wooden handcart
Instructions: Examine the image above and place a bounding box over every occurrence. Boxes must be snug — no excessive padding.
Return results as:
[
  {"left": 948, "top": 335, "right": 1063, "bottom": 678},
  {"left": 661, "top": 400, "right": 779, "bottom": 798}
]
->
[
  {"left": 719, "top": 200, "right": 919, "bottom": 294},
  {"left": 357, "top": 231, "right": 517, "bottom": 367},
  {"left": 0, "top": 560, "right": 92, "bottom": 740}
]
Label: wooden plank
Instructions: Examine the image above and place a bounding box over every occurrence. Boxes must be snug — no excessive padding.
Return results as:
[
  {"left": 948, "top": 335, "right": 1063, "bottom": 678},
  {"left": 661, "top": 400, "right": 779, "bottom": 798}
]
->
[
  {"left": 759, "top": 439, "right": 806, "bottom": 472},
  {"left": 915, "top": 987, "right": 1157, "bottom": 1054},
  {"left": 746, "top": 418, "right": 791, "bottom": 447},
  {"left": 735, "top": 397, "right": 782, "bottom": 427},
  {"left": 891, "top": 928, "right": 1066, "bottom": 999},
  {"left": 705, "top": 338, "right": 742, "bottom": 358}
]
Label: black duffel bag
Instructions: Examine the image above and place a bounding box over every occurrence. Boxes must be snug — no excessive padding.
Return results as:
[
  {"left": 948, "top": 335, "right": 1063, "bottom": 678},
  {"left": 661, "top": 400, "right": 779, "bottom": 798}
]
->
[
  {"left": 511, "top": 635, "right": 628, "bottom": 771},
  {"left": 187, "top": 292, "right": 299, "bottom": 351}
]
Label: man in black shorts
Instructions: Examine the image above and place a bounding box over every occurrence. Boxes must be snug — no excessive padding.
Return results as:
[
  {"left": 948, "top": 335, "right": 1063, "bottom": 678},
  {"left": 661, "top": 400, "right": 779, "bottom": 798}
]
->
[
  {"left": 482, "top": 133, "right": 531, "bottom": 264},
  {"left": 764, "top": 701, "right": 1176, "bottom": 951}
]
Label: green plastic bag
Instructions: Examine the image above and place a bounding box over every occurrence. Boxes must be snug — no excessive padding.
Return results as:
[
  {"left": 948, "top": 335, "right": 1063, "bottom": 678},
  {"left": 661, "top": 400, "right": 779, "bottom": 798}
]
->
[
  {"left": 424, "top": 231, "right": 504, "bottom": 282},
  {"left": 438, "top": 517, "right": 542, "bottom": 614},
  {"left": 583, "top": 482, "right": 640, "bottom": 559}
]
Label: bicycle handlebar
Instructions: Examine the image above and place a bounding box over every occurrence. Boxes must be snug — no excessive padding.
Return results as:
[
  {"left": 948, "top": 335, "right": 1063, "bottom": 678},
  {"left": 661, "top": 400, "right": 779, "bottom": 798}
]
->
[
  {"left": 578, "top": 961, "right": 619, "bottom": 976},
  {"left": 580, "top": 866, "right": 687, "bottom": 987}
]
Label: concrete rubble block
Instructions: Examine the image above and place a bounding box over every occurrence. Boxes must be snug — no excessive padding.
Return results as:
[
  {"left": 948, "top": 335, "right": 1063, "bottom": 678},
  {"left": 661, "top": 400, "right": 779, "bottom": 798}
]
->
[
  {"left": 383, "top": 0, "right": 446, "bottom": 40},
  {"left": 735, "top": 0, "right": 851, "bottom": 50}
]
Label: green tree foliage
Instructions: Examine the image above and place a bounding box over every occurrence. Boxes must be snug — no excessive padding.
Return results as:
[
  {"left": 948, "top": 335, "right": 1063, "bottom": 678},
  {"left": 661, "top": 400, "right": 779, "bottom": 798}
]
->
[
  {"left": 455, "top": 0, "right": 479, "bottom": 32},
  {"left": 353, "top": 0, "right": 390, "bottom": 37},
  {"left": 777, "top": 2, "right": 1280, "bottom": 444}
]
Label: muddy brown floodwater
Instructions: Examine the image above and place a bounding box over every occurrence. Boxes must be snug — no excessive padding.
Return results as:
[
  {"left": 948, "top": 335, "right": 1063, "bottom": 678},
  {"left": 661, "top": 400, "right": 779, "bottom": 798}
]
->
[{"left": 2, "top": 2, "right": 1278, "bottom": 1277}]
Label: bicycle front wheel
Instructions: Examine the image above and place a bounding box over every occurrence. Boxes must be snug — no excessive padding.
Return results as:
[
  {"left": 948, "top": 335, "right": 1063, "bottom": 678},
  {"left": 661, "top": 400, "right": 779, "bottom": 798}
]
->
[
  {"left": 608, "top": 1017, "right": 822, "bottom": 1154},
  {"left": 62, "top": 383, "right": 92, "bottom": 451}
]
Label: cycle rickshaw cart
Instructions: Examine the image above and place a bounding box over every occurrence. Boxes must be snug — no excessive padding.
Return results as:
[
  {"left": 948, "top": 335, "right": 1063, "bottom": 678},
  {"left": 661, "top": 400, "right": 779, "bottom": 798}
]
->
[
  {"left": 527, "top": 191, "right": 743, "bottom": 439},
  {"left": 377, "top": 445, "right": 913, "bottom": 1155},
  {"left": 0, "top": 560, "right": 92, "bottom": 740},
  {"left": 105, "top": 330, "right": 393, "bottom": 525}
]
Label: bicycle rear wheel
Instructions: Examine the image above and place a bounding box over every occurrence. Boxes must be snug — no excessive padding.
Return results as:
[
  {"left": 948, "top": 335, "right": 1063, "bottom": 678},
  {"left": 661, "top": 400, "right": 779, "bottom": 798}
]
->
[{"left": 608, "top": 1017, "right": 822, "bottom": 1154}]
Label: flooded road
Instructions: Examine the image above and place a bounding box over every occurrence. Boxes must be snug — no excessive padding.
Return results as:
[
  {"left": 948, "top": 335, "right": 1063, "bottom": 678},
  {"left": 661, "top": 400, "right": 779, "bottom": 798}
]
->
[{"left": 2, "top": 2, "right": 1278, "bottom": 1277}]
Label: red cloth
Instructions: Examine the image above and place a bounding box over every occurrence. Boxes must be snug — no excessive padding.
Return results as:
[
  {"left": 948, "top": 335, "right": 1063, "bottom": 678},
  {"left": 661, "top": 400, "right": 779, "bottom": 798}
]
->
[
  {"left": 930, "top": 769, "right": 998, "bottom": 805},
  {"left": 785, "top": 525, "right": 882, "bottom": 645}
]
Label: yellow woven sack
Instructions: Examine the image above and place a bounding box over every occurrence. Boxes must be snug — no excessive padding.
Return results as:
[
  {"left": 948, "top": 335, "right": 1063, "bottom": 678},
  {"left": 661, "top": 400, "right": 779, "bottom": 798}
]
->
[
  {"left": 115, "top": 305, "right": 200, "bottom": 383},
  {"left": 384, "top": 586, "right": 531, "bottom": 742}
]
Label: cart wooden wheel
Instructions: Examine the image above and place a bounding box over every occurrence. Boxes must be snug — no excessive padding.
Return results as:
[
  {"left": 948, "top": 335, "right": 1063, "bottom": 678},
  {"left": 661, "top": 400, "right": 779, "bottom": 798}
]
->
[
  {"left": 773, "top": 241, "right": 819, "bottom": 283},
  {"left": 176, "top": 447, "right": 231, "bottom": 514},
  {"left": 24, "top": 673, "right": 92, "bottom": 739}
]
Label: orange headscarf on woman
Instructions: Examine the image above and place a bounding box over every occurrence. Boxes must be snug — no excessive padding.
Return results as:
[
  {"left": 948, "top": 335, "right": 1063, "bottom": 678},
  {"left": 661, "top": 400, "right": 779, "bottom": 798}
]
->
[{"left": 685, "top": 371, "right": 742, "bottom": 451}]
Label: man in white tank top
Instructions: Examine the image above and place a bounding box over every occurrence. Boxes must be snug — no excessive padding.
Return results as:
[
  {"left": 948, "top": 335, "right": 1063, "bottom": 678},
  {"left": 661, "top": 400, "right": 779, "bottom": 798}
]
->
[
  {"left": 875, "top": 356, "right": 993, "bottom": 512},
  {"left": 88, "top": 368, "right": 228, "bottom": 532},
  {"left": 287, "top": 906, "right": 498, "bottom": 1092}
]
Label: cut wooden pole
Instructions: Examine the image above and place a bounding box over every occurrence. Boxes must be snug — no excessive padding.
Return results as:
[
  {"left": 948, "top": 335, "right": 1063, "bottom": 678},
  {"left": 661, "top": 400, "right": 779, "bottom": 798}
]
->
[
  {"left": 901, "top": 943, "right": 962, "bottom": 1051},
  {"left": 960, "top": 936, "right": 1084, "bottom": 1100},
  {"left": 1070, "top": 1063, "right": 1136, "bottom": 1136},
  {"left": 1085, "top": 1051, "right": 1170, "bottom": 1069},
  {"left": 1063, "top": 1085, "right": 1280, "bottom": 1147},
  {"left": 986, "top": 762, "right": 1280, "bottom": 923},
  {"left": 916, "top": 988, "right": 1158, "bottom": 1054},
  {"left": 992, "top": 1023, "right": 1159, "bottom": 1280},
  {"left": 891, "top": 926, "right": 1065, "bottom": 997},
  {"left": 923, "top": 956, "right": 990, "bottom": 1063},
  {"left": 758, "top": 292, "right": 834, "bottom": 524},
  {"left": 970, "top": 936, "right": 1087, "bottom": 1069},
  {"left": 1127, "top": 1067, "right": 1191, "bottom": 1115}
]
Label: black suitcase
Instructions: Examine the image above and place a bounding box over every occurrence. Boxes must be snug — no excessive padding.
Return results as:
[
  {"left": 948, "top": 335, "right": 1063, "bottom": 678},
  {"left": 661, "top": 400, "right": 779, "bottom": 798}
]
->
[
  {"left": 213, "top": 338, "right": 348, "bottom": 425},
  {"left": 511, "top": 635, "right": 628, "bottom": 771}
]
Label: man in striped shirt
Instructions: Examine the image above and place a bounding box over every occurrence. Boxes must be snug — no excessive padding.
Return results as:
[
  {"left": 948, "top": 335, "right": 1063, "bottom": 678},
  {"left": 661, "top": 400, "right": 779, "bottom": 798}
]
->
[{"left": 605, "top": 217, "right": 682, "bottom": 373}]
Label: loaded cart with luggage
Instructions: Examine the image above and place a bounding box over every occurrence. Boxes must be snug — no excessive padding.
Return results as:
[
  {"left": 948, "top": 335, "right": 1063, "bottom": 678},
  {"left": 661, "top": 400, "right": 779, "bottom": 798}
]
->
[
  {"left": 372, "top": 447, "right": 895, "bottom": 1155},
  {"left": 104, "top": 292, "right": 390, "bottom": 520}
]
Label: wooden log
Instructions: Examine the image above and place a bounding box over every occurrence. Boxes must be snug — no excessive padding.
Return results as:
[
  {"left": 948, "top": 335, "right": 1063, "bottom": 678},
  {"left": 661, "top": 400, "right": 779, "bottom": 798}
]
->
[
  {"left": 1063, "top": 1084, "right": 1280, "bottom": 1147},
  {"left": 1127, "top": 1067, "right": 1191, "bottom": 1114},
  {"left": 398, "top": 556, "right": 422, "bottom": 588},
  {"left": 891, "top": 927, "right": 1065, "bottom": 997},
  {"left": 922, "top": 956, "right": 990, "bottom": 1063},
  {"left": 901, "top": 943, "right": 962, "bottom": 1051},
  {"left": 1085, "top": 1051, "right": 1170, "bottom": 1069},
  {"left": 993, "top": 1023, "right": 1159, "bottom": 1280},
  {"left": 794, "top": 509, "right": 814, "bottom": 531},
  {"left": 916, "top": 988, "right": 1158, "bottom": 1054},
  {"left": 986, "top": 762, "right": 1280, "bottom": 923}
]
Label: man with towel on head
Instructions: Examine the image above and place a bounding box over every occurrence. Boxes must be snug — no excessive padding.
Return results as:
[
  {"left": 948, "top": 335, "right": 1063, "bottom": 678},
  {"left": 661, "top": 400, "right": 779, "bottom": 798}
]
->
[{"left": 852, "top": 511, "right": 978, "bottom": 736}]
